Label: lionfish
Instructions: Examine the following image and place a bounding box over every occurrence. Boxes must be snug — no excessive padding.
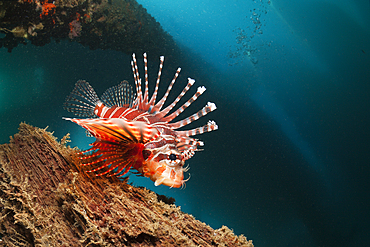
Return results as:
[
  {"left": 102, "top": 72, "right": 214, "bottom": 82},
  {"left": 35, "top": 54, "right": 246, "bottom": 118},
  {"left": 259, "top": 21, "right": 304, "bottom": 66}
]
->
[{"left": 64, "top": 53, "right": 218, "bottom": 188}]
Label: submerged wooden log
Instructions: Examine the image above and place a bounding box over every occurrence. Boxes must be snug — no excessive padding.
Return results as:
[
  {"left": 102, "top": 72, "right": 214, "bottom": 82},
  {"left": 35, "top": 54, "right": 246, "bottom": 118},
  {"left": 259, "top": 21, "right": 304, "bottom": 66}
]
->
[{"left": 0, "top": 123, "right": 253, "bottom": 246}]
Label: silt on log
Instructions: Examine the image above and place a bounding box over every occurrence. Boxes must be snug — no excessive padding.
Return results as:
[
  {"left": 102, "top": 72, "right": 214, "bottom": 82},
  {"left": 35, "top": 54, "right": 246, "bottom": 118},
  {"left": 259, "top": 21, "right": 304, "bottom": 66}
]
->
[{"left": 0, "top": 123, "right": 254, "bottom": 246}]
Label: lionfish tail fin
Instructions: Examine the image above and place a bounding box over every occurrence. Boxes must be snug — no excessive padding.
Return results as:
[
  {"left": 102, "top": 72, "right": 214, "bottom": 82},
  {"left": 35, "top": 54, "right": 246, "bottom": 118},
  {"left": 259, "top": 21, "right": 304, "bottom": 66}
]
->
[
  {"left": 101, "top": 81, "right": 136, "bottom": 108},
  {"left": 63, "top": 80, "right": 100, "bottom": 118}
]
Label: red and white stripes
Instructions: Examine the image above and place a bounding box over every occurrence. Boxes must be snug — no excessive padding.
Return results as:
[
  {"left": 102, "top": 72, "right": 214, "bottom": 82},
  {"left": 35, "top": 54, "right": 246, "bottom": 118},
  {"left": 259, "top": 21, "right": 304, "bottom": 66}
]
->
[{"left": 64, "top": 53, "right": 218, "bottom": 188}]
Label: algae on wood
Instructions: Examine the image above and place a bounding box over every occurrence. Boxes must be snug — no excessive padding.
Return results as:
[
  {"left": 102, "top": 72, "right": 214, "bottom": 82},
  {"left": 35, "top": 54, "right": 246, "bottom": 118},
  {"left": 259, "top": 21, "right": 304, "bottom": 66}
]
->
[{"left": 0, "top": 123, "right": 253, "bottom": 246}]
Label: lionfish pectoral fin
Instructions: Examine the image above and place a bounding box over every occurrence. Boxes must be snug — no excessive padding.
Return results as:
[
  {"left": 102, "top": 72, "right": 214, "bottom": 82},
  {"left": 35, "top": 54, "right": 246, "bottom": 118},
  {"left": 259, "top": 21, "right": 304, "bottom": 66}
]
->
[
  {"left": 64, "top": 117, "right": 159, "bottom": 177},
  {"left": 85, "top": 130, "right": 93, "bottom": 137},
  {"left": 63, "top": 117, "right": 160, "bottom": 144}
]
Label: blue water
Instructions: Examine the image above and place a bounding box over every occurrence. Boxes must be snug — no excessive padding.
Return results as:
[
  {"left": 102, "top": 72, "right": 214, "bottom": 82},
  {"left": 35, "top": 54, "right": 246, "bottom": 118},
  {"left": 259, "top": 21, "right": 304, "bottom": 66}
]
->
[{"left": 1, "top": 0, "right": 370, "bottom": 246}]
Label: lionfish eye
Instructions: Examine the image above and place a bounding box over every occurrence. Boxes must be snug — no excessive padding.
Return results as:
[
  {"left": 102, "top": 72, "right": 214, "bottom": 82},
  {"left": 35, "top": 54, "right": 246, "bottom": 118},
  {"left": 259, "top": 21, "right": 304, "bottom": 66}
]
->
[
  {"left": 168, "top": 153, "right": 177, "bottom": 161},
  {"left": 142, "top": 150, "right": 152, "bottom": 160}
]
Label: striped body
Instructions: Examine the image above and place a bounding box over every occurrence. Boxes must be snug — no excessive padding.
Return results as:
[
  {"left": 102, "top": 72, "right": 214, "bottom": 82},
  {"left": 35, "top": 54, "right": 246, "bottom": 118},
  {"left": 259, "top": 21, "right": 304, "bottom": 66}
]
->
[{"left": 64, "top": 53, "right": 217, "bottom": 188}]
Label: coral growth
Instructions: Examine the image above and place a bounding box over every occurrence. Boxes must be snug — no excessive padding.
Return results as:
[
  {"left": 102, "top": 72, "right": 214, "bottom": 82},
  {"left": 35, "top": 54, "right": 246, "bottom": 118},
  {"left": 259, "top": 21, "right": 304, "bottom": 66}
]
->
[
  {"left": 0, "top": 0, "right": 177, "bottom": 56},
  {"left": 69, "top": 19, "right": 81, "bottom": 39},
  {"left": 39, "top": 2, "right": 56, "bottom": 18}
]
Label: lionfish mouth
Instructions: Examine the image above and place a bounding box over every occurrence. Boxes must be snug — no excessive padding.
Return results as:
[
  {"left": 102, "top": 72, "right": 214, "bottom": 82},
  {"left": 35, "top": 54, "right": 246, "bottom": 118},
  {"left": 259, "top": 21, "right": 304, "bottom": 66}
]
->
[
  {"left": 154, "top": 171, "right": 190, "bottom": 188},
  {"left": 143, "top": 160, "right": 188, "bottom": 188},
  {"left": 154, "top": 176, "right": 182, "bottom": 188}
]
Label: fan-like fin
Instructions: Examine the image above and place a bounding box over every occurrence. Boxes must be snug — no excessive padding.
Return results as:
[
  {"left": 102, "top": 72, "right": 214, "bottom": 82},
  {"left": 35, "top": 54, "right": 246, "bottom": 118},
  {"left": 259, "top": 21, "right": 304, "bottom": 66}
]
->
[
  {"left": 80, "top": 141, "right": 141, "bottom": 177},
  {"left": 64, "top": 117, "right": 161, "bottom": 178},
  {"left": 63, "top": 80, "right": 100, "bottom": 118},
  {"left": 101, "top": 81, "right": 135, "bottom": 108}
]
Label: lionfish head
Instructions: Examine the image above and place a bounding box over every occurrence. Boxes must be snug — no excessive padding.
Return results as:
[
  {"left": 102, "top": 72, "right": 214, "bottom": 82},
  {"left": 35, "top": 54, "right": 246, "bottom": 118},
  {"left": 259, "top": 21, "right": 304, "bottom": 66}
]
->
[
  {"left": 143, "top": 149, "right": 186, "bottom": 188},
  {"left": 141, "top": 142, "right": 187, "bottom": 188}
]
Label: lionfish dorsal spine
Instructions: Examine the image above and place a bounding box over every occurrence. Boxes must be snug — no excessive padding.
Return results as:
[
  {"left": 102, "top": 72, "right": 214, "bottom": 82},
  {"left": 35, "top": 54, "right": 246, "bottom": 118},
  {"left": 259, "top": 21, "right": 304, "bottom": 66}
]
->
[
  {"left": 152, "top": 67, "right": 181, "bottom": 114},
  {"left": 177, "top": 136, "right": 203, "bottom": 146},
  {"left": 155, "top": 78, "right": 195, "bottom": 120},
  {"left": 143, "top": 53, "right": 149, "bottom": 105},
  {"left": 175, "top": 120, "right": 218, "bottom": 137},
  {"left": 168, "top": 101, "right": 217, "bottom": 129},
  {"left": 161, "top": 79, "right": 203, "bottom": 122},
  {"left": 148, "top": 55, "right": 164, "bottom": 107},
  {"left": 131, "top": 53, "right": 143, "bottom": 109},
  {"left": 128, "top": 53, "right": 218, "bottom": 136},
  {"left": 131, "top": 53, "right": 183, "bottom": 116}
]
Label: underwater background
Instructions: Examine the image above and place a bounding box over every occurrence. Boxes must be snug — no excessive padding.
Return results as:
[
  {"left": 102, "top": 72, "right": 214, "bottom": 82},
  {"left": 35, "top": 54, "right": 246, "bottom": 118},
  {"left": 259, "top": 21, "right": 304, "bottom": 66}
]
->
[{"left": 0, "top": 0, "right": 369, "bottom": 246}]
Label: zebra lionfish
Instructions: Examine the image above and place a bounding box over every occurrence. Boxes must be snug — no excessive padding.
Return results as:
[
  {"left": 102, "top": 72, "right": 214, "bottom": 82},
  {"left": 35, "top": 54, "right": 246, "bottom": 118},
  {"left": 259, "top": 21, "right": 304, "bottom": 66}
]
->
[{"left": 64, "top": 53, "right": 218, "bottom": 188}]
